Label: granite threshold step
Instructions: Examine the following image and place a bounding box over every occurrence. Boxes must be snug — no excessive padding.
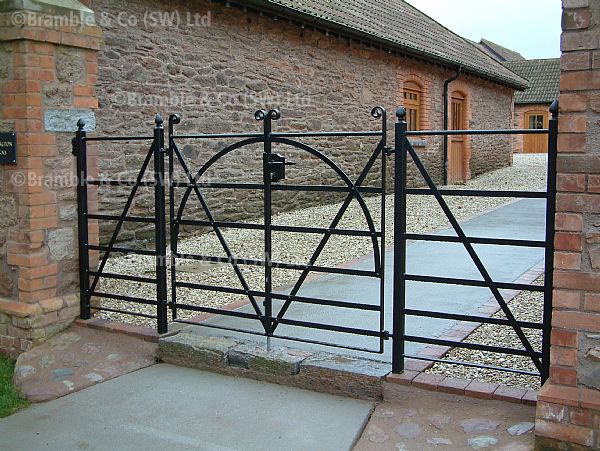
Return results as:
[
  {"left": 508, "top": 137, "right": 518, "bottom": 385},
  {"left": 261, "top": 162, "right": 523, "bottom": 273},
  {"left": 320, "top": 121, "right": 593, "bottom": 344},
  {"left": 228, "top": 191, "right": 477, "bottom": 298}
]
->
[{"left": 157, "top": 327, "right": 390, "bottom": 401}]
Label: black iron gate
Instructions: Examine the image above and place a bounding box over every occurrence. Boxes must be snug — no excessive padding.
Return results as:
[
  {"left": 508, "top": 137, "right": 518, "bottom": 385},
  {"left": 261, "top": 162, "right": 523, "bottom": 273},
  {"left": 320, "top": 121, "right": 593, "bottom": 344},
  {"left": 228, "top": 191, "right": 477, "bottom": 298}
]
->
[
  {"left": 74, "top": 103, "right": 558, "bottom": 381},
  {"left": 75, "top": 107, "right": 389, "bottom": 353},
  {"left": 393, "top": 101, "right": 558, "bottom": 382}
]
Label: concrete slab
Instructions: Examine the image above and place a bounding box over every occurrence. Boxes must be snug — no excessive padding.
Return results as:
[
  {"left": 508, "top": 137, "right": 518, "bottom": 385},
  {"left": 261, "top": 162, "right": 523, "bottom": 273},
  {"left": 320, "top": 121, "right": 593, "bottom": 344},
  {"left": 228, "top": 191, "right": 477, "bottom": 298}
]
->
[
  {"left": 189, "top": 198, "right": 546, "bottom": 363},
  {"left": 0, "top": 364, "right": 373, "bottom": 451}
]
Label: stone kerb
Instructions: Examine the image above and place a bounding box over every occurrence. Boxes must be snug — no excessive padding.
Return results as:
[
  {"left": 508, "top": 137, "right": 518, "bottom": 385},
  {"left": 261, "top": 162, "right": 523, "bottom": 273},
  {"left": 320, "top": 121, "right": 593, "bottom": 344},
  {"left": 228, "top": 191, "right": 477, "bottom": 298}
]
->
[{"left": 0, "top": 0, "right": 101, "bottom": 357}]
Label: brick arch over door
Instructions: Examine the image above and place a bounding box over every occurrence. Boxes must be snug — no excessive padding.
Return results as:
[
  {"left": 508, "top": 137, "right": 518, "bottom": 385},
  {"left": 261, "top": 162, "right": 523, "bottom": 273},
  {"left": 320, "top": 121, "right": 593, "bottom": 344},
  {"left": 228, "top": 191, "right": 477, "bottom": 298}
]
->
[
  {"left": 448, "top": 81, "right": 472, "bottom": 183},
  {"left": 398, "top": 72, "right": 433, "bottom": 131}
]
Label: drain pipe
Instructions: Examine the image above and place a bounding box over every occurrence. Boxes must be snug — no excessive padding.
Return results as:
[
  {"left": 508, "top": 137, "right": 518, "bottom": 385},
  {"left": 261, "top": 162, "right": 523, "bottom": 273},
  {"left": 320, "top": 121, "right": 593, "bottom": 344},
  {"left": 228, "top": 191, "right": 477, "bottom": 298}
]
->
[{"left": 443, "top": 66, "right": 462, "bottom": 185}]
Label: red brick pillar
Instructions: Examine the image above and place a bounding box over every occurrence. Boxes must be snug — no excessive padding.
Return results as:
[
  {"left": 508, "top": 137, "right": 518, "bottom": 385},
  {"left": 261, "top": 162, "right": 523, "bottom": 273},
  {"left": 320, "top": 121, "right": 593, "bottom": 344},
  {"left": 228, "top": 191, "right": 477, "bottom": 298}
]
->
[
  {"left": 535, "top": 0, "right": 600, "bottom": 448},
  {"left": 0, "top": 2, "right": 101, "bottom": 357}
]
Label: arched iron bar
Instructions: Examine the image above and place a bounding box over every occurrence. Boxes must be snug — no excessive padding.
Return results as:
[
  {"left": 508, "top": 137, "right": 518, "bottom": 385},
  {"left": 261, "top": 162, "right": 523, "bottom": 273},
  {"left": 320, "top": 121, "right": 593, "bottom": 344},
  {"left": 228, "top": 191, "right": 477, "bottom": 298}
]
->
[
  {"left": 271, "top": 138, "right": 386, "bottom": 333},
  {"left": 271, "top": 137, "right": 382, "bottom": 274}
]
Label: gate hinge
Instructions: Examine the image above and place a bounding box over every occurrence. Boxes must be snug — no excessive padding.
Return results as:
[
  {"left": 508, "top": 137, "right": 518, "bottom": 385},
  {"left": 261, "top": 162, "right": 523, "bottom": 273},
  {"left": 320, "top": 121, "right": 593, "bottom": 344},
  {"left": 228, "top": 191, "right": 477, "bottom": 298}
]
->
[
  {"left": 268, "top": 153, "right": 296, "bottom": 182},
  {"left": 382, "top": 330, "right": 391, "bottom": 340}
]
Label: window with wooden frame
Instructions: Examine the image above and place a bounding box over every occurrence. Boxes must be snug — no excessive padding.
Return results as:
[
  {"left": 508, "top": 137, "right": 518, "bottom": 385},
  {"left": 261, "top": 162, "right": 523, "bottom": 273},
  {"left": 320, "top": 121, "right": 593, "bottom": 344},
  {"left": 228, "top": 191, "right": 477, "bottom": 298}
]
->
[{"left": 403, "top": 82, "right": 421, "bottom": 131}]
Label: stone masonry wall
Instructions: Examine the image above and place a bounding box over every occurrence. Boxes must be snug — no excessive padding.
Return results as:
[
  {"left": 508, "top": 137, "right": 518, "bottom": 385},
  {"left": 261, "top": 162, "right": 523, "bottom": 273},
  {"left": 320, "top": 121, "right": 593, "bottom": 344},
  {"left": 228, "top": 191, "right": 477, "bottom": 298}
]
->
[
  {"left": 90, "top": 0, "right": 515, "bottom": 243},
  {"left": 534, "top": 0, "right": 600, "bottom": 449}
]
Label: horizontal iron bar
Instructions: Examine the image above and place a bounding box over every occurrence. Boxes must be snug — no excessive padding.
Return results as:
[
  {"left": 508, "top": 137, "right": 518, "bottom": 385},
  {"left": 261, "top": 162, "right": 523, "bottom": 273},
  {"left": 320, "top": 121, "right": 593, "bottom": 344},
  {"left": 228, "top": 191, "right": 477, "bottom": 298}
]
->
[
  {"left": 405, "top": 233, "right": 547, "bottom": 248},
  {"left": 90, "top": 291, "right": 158, "bottom": 306},
  {"left": 88, "top": 245, "right": 157, "bottom": 257},
  {"left": 403, "top": 353, "right": 540, "bottom": 376},
  {"left": 172, "top": 133, "right": 263, "bottom": 139},
  {"left": 272, "top": 131, "right": 383, "bottom": 138},
  {"left": 177, "top": 219, "right": 382, "bottom": 238},
  {"left": 403, "top": 308, "right": 544, "bottom": 330},
  {"left": 275, "top": 317, "right": 385, "bottom": 338},
  {"left": 86, "top": 180, "right": 156, "bottom": 187},
  {"left": 170, "top": 303, "right": 263, "bottom": 321},
  {"left": 405, "top": 128, "right": 548, "bottom": 136},
  {"left": 271, "top": 333, "right": 382, "bottom": 354},
  {"left": 171, "top": 182, "right": 382, "bottom": 194},
  {"left": 87, "top": 214, "right": 156, "bottom": 224},
  {"left": 174, "top": 281, "right": 381, "bottom": 312},
  {"left": 175, "top": 254, "right": 379, "bottom": 277},
  {"left": 404, "top": 335, "right": 543, "bottom": 358},
  {"left": 405, "top": 274, "right": 545, "bottom": 292},
  {"left": 406, "top": 188, "right": 547, "bottom": 198},
  {"left": 84, "top": 136, "right": 153, "bottom": 142},
  {"left": 89, "top": 271, "right": 157, "bottom": 285},
  {"left": 90, "top": 306, "right": 158, "bottom": 320}
]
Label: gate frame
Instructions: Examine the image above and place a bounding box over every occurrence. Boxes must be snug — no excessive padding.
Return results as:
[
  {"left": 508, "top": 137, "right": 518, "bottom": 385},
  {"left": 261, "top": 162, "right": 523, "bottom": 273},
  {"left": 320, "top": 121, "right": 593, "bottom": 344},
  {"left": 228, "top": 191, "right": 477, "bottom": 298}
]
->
[
  {"left": 74, "top": 103, "right": 558, "bottom": 382},
  {"left": 391, "top": 101, "right": 558, "bottom": 383}
]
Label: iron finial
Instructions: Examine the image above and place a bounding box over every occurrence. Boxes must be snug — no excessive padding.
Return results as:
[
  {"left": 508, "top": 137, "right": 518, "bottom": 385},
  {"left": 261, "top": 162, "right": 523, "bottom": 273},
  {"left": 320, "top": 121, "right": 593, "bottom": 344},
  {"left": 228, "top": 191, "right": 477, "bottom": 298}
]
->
[
  {"left": 77, "top": 118, "right": 86, "bottom": 130},
  {"left": 396, "top": 107, "right": 406, "bottom": 122},
  {"left": 371, "top": 106, "right": 386, "bottom": 120},
  {"left": 549, "top": 100, "right": 559, "bottom": 119},
  {"left": 155, "top": 114, "right": 164, "bottom": 127},
  {"left": 169, "top": 113, "right": 181, "bottom": 125},
  {"left": 268, "top": 109, "right": 281, "bottom": 120},
  {"left": 255, "top": 109, "right": 267, "bottom": 121}
]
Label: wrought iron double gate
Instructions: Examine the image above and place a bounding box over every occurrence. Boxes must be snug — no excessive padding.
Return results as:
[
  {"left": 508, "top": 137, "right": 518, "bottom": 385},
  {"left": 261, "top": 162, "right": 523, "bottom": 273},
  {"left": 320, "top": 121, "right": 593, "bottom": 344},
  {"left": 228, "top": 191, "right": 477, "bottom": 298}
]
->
[{"left": 74, "top": 103, "right": 558, "bottom": 382}]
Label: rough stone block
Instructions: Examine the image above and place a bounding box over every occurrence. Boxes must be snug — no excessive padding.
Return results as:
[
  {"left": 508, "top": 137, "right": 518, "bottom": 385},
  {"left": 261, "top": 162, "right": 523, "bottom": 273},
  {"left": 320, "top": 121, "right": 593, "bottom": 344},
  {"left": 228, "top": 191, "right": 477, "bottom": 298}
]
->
[
  {"left": 158, "top": 333, "right": 237, "bottom": 370},
  {"left": 39, "top": 297, "right": 64, "bottom": 313},
  {"left": 299, "top": 354, "right": 389, "bottom": 400},
  {"left": 228, "top": 344, "right": 306, "bottom": 376},
  {"left": 47, "top": 228, "right": 74, "bottom": 262},
  {"left": 44, "top": 108, "right": 96, "bottom": 132}
]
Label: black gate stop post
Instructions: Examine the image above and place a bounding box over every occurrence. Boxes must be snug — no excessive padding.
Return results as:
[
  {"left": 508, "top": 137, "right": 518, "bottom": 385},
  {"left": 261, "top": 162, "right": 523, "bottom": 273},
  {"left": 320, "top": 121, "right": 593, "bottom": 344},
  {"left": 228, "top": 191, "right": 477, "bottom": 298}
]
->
[
  {"left": 75, "top": 119, "right": 91, "bottom": 320},
  {"left": 154, "top": 115, "right": 169, "bottom": 334},
  {"left": 541, "top": 100, "right": 559, "bottom": 383},
  {"left": 392, "top": 107, "right": 408, "bottom": 373}
]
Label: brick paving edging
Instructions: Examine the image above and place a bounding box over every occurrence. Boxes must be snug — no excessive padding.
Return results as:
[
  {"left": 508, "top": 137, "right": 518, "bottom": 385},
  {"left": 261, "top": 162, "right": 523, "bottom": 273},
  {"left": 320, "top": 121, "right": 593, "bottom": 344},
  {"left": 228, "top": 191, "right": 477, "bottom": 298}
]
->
[
  {"left": 75, "top": 317, "right": 538, "bottom": 406},
  {"left": 386, "top": 371, "right": 538, "bottom": 407},
  {"left": 384, "top": 262, "right": 544, "bottom": 408},
  {"left": 75, "top": 261, "right": 544, "bottom": 406},
  {"left": 406, "top": 261, "right": 545, "bottom": 368},
  {"left": 73, "top": 318, "right": 180, "bottom": 343}
]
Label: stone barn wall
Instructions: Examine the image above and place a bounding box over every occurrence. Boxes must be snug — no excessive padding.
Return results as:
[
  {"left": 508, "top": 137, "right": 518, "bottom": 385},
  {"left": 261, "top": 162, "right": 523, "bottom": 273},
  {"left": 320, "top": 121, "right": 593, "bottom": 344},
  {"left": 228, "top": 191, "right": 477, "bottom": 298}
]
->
[{"left": 89, "top": 0, "right": 515, "bottom": 243}]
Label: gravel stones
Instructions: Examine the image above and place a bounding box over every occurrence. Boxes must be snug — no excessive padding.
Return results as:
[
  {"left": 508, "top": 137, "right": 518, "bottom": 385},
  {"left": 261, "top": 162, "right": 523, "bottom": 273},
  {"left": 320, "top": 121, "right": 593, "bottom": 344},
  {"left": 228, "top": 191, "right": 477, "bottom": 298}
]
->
[
  {"left": 460, "top": 418, "right": 500, "bottom": 434},
  {"left": 507, "top": 422, "right": 534, "bottom": 436},
  {"left": 467, "top": 436, "right": 498, "bottom": 449}
]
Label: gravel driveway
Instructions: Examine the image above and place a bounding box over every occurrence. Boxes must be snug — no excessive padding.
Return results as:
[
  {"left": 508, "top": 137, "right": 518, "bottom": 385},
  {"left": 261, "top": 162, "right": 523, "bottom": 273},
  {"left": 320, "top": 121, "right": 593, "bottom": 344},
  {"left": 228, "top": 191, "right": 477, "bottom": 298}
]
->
[{"left": 98, "top": 154, "right": 547, "bottom": 329}]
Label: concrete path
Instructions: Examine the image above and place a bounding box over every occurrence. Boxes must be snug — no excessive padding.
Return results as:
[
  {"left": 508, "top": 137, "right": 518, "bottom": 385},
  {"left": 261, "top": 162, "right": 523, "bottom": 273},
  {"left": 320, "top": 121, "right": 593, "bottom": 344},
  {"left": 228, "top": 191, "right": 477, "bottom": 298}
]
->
[
  {"left": 195, "top": 198, "right": 546, "bottom": 363},
  {"left": 0, "top": 364, "right": 373, "bottom": 451}
]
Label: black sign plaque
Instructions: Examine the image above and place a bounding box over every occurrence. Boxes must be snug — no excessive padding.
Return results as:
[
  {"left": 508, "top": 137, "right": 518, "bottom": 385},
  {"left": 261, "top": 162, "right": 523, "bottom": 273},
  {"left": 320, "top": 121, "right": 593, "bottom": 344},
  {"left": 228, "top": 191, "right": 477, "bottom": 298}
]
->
[{"left": 0, "top": 132, "right": 16, "bottom": 165}]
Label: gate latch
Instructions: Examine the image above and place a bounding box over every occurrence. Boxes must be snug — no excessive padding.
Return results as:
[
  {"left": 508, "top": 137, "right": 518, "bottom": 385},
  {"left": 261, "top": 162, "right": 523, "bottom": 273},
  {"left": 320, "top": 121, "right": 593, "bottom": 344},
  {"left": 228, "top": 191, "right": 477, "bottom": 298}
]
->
[{"left": 268, "top": 153, "right": 295, "bottom": 183}]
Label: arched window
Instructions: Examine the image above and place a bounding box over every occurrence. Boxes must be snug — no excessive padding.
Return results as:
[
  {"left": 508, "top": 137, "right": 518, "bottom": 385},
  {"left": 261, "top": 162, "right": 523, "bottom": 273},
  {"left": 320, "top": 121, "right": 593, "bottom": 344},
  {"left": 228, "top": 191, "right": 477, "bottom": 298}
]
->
[{"left": 403, "top": 81, "right": 421, "bottom": 131}]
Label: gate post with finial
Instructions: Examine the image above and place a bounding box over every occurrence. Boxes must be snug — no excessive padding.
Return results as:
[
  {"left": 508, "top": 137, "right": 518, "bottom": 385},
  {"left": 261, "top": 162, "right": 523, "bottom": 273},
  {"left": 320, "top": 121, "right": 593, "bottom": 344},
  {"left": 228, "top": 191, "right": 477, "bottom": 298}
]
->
[
  {"left": 153, "top": 115, "right": 168, "bottom": 334},
  {"left": 392, "top": 107, "right": 408, "bottom": 373}
]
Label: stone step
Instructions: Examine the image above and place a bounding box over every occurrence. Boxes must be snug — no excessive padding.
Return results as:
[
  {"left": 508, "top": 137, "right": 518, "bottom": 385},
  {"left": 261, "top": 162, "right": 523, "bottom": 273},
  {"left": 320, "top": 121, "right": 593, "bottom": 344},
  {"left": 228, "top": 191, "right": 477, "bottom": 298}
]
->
[{"left": 157, "top": 328, "right": 390, "bottom": 401}]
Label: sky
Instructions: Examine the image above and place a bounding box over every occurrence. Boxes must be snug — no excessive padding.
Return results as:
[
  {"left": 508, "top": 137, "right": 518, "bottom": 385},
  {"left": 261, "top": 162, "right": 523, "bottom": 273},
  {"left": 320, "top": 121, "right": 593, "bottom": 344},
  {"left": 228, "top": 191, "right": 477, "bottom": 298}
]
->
[{"left": 405, "top": 0, "right": 562, "bottom": 59}]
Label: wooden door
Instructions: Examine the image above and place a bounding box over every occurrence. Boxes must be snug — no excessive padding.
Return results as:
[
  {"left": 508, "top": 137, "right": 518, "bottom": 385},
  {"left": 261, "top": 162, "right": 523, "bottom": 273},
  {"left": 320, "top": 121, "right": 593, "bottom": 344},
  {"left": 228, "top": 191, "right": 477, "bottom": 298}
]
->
[
  {"left": 523, "top": 111, "right": 548, "bottom": 153},
  {"left": 449, "top": 96, "right": 465, "bottom": 184}
]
